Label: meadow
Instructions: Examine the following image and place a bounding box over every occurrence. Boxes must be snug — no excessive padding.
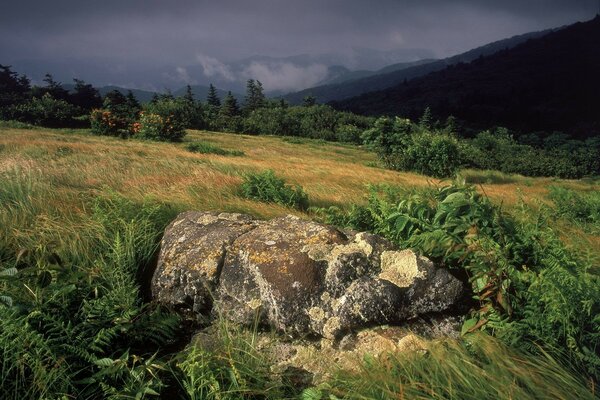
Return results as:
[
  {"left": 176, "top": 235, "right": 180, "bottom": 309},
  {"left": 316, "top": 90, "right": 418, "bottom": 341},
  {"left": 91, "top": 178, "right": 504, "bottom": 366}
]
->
[{"left": 1, "top": 124, "right": 599, "bottom": 399}]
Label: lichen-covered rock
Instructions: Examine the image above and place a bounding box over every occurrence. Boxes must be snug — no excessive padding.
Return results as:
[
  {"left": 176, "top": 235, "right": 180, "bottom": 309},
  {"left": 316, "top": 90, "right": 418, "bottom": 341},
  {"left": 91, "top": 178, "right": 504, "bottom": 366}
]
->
[
  {"left": 151, "top": 211, "right": 258, "bottom": 314},
  {"left": 217, "top": 215, "right": 347, "bottom": 335},
  {"left": 152, "top": 211, "right": 465, "bottom": 338}
]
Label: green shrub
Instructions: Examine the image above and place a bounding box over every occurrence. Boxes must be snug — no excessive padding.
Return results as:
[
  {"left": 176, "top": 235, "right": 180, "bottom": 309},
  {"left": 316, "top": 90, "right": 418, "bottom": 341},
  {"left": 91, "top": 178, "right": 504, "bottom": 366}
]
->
[
  {"left": 186, "top": 142, "right": 244, "bottom": 156},
  {"left": 314, "top": 182, "right": 600, "bottom": 379},
  {"left": 137, "top": 99, "right": 187, "bottom": 142},
  {"left": 175, "top": 322, "right": 287, "bottom": 400},
  {"left": 549, "top": 186, "right": 600, "bottom": 232},
  {"left": 90, "top": 108, "right": 130, "bottom": 137},
  {"left": 0, "top": 170, "right": 180, "bottom": 399},
  {"left": 11, "top": 94, "right": 82, "bottom": 128},
  {"left": 240, "top": 170, "right": 309, "bottom": 210}
]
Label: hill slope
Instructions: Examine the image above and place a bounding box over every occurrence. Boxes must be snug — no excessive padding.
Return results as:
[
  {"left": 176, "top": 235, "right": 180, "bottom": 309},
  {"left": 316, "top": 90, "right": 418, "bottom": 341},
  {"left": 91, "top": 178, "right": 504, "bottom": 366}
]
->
[
  {"left": 333, "top": 17, "right": 600, "bottom": 137},
  {"left": 282, "top": 29, "right": 552, "bottom": 104}
]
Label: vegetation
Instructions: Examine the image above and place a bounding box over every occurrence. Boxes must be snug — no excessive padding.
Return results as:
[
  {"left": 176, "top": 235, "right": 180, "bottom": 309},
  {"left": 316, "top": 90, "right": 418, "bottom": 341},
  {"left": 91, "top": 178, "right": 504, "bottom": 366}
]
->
[
  {"left": 1, "top": 126, "right": 598, "bottom": 398},
  {"left": 314, "top": 182, "right": 600, "bottom": 378},
  {"left": 363, "top": 116, "right": 600, "bottom": 178},
  {"left": 240, "top": 170, "right": 309, "bottom": 211},
  {"left": 186, "top": 141, "right": 244, "bottom": 156}
]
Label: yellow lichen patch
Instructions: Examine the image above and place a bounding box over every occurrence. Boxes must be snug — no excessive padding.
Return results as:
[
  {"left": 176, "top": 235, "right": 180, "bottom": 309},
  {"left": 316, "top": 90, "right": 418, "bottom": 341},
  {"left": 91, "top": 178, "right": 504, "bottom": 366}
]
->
[
  {"left": 379, "top": 250, "right": 426, "bottom": 288},
  {"left": 308, "top": 307, "right": 326, "bottom": 322}
]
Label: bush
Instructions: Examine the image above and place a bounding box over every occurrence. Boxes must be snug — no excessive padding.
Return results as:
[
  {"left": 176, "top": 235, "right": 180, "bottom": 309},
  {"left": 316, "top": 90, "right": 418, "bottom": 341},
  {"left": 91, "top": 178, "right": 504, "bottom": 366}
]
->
[
  {"left": 240, "top": 170, "right": 309, "bottom": 210},
  {"left": 90, "top": 108, "right": 130, "bottom": 137},
  {"left": 137, "top": 99, "right": 187, "bottom": 142},
  {"left": 549, "top": 186, "right": 600, "bottom": 232},
  {"left": 10, "top": 94, "right": 82, "bottom": 128},
  {"left": 314, "top": 182, "right": 600, "bottom": 378},
  {"left": 186, "top": 141, "right": 244, "bottom": 156}
]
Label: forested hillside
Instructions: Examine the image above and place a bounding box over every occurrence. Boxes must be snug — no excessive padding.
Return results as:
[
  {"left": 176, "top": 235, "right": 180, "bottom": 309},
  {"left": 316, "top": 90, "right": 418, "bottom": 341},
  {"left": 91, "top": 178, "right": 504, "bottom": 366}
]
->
[{"left": 333, "top": 17, "right": 600, "bottom": 138}]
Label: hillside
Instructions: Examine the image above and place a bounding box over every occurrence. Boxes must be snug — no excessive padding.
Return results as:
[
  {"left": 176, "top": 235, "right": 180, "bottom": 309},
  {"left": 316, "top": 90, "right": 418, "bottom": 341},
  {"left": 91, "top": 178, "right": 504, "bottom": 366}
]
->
[
  {"left": 334, "top": 17, "right": 600, "bottom": 137},
  {"left": 282, "top": 28, "right": 552, "bottom": 104}
]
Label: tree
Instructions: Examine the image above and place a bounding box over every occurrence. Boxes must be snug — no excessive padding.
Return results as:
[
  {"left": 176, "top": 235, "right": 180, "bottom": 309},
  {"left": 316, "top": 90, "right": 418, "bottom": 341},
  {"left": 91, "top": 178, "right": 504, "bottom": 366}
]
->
[
  {"left": 41, "top": 74, "right": 69, "bottom": 101},
  {"left": 220, "top": 91, "right": 240, "bottom": 117},
  {"left": 125, "top": 90, "right": 141, "bottom": 117},
  {"left": 70, "top": 79, "right": 101, "bottom": 111},
  {"left": 302, "top": 95, "right": 316, "bottom": 107},
  {"left": 179, "top": 85, "right": 203, "bottom": 129},
  {"left": 243, "top": 79, "right": 266, "bottom": 113},
  {"left": 0, "top": 64, "right": 30, "bottom": 110},
  {"left": 419, "top": 106, "right": 433, "bottom": 130},
  {"left": 206, "top": 84, "right": 221, "bottom": 107}
]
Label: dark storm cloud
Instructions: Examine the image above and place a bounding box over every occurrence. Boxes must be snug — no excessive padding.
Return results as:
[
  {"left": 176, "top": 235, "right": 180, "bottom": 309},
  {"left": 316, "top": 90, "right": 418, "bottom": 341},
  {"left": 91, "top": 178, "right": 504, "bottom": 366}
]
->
[{"left": 1, "top": 0, "right": 597, "bottom": 89}]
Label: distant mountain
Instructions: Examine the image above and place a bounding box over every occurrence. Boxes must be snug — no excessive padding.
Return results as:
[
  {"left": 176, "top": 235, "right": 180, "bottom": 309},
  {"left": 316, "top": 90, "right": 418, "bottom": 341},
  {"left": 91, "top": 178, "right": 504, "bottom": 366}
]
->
[
  {"left": 5, "top": 47, "right": 436, "bottom": 95},
  {"left": 333, "top": 17, "right": 600, "bottom": 138},
  {"left": 282, "top": 28, "right": 553, "bottom": 105}
]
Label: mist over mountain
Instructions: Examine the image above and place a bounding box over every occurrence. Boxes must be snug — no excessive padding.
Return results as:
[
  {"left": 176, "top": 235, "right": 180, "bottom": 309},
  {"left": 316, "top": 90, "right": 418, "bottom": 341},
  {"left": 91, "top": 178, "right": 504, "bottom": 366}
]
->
[
  {"left": 281, "top": 28, "right": 554, "bottom": 104},
  {"left": 333, "top": 16, "right": 600, "bottom": 138},
  {"left": 7, "top": 47, "right": 435, "bottom": 96}
]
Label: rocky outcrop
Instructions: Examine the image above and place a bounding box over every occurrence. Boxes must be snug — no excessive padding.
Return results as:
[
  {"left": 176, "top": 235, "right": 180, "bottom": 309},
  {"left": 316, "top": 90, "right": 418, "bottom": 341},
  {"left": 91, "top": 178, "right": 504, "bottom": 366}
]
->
[{"left": 152, "top": 212, "right": 464, "bottom": 338}]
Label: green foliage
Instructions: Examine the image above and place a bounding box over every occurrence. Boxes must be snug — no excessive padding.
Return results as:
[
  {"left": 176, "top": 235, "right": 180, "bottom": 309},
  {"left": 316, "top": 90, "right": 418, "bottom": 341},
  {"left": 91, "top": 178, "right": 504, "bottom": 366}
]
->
[
  {"left": 10, "top": 94, "right": 83, "bottom": 128},
  {"left": 0, "top": 169, "right": 181, "bottom": 399},
  {"left": 137, "top": 99, "right": 187, "bottom": 142},
  {"left": 314, "top": 181, "right": 600, "bottom": 378},
  {"left": 186, "top": 141, "right": 244, "bottom": 156},
  {"left": 461, "top": 129, "right": 600, "bottom": 179},
  {"left": 317, "top": 334, "right": 596, "bottom": 400},
  {"left": 364, "top": 117, "right": 462, "bottom": 177},
  {"left": 240, "top": 170, "right": 309, "bottom": 210},
  {"left": 549, "top": 186, "right": 600, "bottom": 232},
  {"left": 242, "top": 104, "right": 373, "bottom": 143},
  {"left": 175, "top": 322, "right": 287, "bottom": 400},
  {"left": 243, "top": 79, "right": 266, "bottom": 114},
  {"left": 91, "top": 109, "right": 131, "bottom": 137}
]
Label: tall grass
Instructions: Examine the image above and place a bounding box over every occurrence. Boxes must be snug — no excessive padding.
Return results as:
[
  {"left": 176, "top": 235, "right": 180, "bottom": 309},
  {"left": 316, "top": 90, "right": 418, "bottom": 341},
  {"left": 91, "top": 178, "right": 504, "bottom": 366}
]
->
[
  {"left": 315, "top": 334, "right": 596, "bottom": 400},
  {"left": 0, "top": 167, "right": 181, "bottom": 399}
]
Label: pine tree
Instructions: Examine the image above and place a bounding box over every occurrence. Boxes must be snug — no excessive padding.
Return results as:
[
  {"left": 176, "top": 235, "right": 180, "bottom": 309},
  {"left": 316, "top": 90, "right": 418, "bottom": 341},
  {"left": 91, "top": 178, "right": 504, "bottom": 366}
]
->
[
  {"left": 419, "top": 106, "right": 433, "bottom": 130},
  {"left": 220, "top": 91, "right": 240, "bottom": 117},
  {"left": 125, "top": 90, "right": 141, "bottom": 118},
  {"left": 302, "top": 95, "right": 316, "bottom": 107},
  {"left": 243, "top": 79, "right": 266, "bottom": 113},
  {"left": 206, "top": 84, "right": 221, "bottom": 107},
  {"left": 183, "top": 85, "right": 195, "bottom": 104},
  {"left": 42, "top": 73, "right": 69, "bottom": 101}
]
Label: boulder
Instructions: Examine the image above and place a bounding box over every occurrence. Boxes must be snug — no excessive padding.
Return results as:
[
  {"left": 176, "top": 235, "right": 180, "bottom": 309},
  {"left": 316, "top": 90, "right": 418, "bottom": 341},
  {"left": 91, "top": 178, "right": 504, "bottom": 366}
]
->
[
  {"left": 151, "top": 211, "right": 258, "bottom": 315},
  {"left": 151, "top": 211, "right": 465, "bottom": 338}
]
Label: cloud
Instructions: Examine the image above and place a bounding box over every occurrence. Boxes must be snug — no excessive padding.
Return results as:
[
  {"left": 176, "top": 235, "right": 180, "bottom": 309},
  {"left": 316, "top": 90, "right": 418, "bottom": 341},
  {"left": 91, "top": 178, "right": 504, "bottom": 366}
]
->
[
  {"left": 196, "top": 53, "right": 235, "bottom": 82},
  {"left": 241, "top": 62, "right": 330, "bottom": 92}
]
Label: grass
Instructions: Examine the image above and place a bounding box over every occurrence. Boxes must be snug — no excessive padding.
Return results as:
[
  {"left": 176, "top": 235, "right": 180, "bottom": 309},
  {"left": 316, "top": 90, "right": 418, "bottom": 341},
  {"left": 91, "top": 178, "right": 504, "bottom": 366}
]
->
[
  {"left": 1, "top": 125, "right": 599, "bottom": 398},
  {"left": 185, "top": 141, "right": 245, "bottom": 156}
]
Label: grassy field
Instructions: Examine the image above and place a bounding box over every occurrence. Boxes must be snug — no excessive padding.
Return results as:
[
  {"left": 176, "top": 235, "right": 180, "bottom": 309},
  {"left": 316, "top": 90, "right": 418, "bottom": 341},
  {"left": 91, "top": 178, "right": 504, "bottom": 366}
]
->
[
  {"left": 1, "top": 126, "right": 599, "bottom": 398},
  {"left": 1, "top": 126, "right": 598, "bottom": 254}
]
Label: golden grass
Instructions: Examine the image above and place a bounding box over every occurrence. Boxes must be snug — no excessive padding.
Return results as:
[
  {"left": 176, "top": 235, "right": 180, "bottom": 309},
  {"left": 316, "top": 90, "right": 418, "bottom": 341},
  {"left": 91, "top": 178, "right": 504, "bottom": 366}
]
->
[{"left": 1, "top": 126, "right": 599, "bottom": 235}]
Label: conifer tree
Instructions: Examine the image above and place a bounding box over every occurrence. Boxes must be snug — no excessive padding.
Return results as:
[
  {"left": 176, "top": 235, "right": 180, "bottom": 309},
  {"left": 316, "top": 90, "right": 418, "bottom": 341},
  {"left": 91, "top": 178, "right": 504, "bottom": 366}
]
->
[
  {"left": 206, "top": 84, "right": 221, "bottom": 107},
  {"left": 220, "top": 91, "right": 240, "bottom": 117},
  {"left": 243, "top": 79, "right": 266, "bottom": 113}
]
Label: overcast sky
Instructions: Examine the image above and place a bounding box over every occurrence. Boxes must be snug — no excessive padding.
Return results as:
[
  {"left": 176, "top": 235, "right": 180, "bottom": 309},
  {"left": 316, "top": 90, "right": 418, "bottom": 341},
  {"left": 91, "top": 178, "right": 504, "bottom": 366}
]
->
[{"left": 1, "top": 0, "right": 597, "bottom": 90}]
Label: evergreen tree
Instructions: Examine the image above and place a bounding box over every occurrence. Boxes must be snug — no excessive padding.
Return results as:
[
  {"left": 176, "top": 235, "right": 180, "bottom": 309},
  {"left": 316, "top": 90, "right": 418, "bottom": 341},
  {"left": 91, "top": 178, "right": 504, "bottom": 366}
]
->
[
  {"left": 419, "top": 106, "right": 433, "bottom": 130},
  {"left": 206, "top": 84, "right": 221, "bottom": 107},
  {"left": 70, "top": 78, "right": 101, "bottom": 111},
  {"left": 0, "top": 64, "right": 30, "bottom": 109},
  {"left": 220, "top": 91, "right": 240, "bottom": 117},
  {"left": 180, "top": 85, "right": 203, "bottom": 129},
  {"left": 42, "top": 74, "right": 69, "bottom": 101},
  {"left": 243, "top": 79, "right": 266, "bottom": 113},
  {"left": 183, "top": 85, "right": 195, "bottom": 104},
  {"left": 150, "top": 93, "right": 160, "bottom": 104},
  {"left": 126, "top": 91, "right": 140, "bottom": 110},
  {"left": 302, "top": 95, "right": 316, "bottom": 107}
]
